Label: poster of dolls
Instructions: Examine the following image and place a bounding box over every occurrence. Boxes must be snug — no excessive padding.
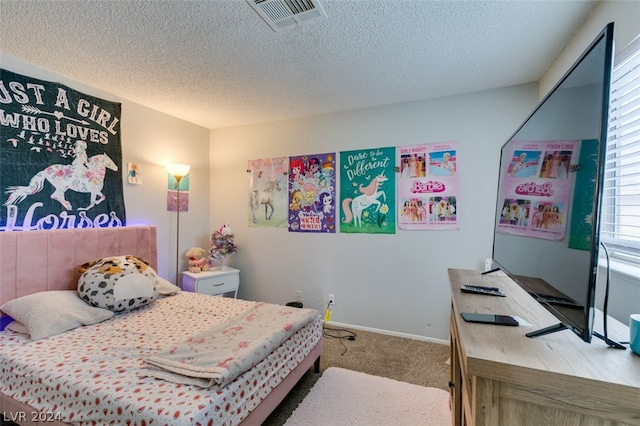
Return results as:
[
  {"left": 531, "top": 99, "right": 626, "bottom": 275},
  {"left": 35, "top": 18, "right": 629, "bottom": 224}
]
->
[
  {"left": 497, "top": 140, "right": 577, "bottom": 241},
  {"left": 398, "top": 141, "right": 459, "bottom": 230}
]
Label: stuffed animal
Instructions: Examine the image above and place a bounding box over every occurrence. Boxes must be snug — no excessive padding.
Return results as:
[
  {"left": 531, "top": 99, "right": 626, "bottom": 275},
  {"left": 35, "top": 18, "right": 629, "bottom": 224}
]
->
[
  {"left": 219, "top": 223, "right": 233, "bottom": 236},
  {"left": 78, "top": 255, "right": 159, "bottom": 312},
  {"left": 185, "top": 247, "right": 210, "bottom": 273}
]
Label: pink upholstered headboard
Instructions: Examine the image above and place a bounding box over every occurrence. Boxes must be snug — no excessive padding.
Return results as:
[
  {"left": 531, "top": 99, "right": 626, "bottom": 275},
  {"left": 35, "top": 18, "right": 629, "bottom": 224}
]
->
[{"left": 0, "top": 226, "right": 157, "bottom": 329}]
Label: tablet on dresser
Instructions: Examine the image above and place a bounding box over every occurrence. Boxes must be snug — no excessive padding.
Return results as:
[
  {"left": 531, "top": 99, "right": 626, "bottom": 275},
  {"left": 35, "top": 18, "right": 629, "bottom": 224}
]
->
[{"left": 460, "top": 312, "right": 519, "bottom": 326}]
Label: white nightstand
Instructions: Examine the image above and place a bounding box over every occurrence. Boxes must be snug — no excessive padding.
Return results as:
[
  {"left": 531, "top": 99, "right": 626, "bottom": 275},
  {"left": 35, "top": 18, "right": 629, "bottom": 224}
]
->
[{"left": 182, "top": 268, "right": 240, "bottom": 298}]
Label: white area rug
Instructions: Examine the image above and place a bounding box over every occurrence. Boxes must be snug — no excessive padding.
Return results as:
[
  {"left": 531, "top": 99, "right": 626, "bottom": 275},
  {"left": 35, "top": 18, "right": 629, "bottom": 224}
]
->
[{"left": 284, "top": 367, "right": 451, "bottom": 426}]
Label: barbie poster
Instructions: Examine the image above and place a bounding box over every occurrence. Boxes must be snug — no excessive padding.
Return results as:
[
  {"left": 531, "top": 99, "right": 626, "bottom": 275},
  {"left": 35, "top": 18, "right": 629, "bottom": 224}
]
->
[
  {"left": 288, "top": 152, "right": 336, "bottom": 233},
  {"left": 497, "top": 140, "right": 577, "bottom": 240},
  {"left": 340, "top": 147, "right": 396, "bottom": 234},
  {"left": 397, "top": 142, "right": 459, "bottom": 230}
]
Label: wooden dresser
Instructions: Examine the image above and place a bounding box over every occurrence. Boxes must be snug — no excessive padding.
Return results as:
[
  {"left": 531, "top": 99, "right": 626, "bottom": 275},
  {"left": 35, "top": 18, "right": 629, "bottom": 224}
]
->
[{"left": 448, "top": 268, "right": 640, "bottom": 426}]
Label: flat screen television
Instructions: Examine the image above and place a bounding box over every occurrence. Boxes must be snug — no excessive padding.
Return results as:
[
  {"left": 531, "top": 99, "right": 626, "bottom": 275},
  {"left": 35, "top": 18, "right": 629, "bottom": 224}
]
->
[{"left": 491, "top": 23, "right": 615, "bottom": 343}]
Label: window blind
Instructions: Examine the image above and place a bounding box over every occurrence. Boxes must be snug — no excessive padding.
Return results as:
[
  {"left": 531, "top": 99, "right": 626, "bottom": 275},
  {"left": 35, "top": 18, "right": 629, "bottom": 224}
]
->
[{"left": 601, "top": 35, "right": 640, "bottom": 263}]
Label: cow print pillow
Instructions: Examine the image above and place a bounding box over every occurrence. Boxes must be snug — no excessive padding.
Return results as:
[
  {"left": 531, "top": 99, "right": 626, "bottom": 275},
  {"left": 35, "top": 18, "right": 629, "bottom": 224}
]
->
[{"left": 78, "top": 255, "right": 159, "bottom": 312}]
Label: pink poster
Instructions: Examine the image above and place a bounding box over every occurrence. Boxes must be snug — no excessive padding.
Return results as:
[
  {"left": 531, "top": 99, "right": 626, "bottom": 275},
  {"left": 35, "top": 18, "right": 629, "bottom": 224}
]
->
[
  {"left": 497, "top": 140, "right": 576, "bottom": 240},
  {"left": 397, "top": 141, "right": 459, "bottom": 230}
]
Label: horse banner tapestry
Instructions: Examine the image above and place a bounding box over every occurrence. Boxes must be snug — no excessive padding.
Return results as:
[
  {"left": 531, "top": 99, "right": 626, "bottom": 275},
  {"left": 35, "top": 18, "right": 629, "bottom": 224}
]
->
[
  {"left": 288, "top": 152, "right": 336, "bottom": 233},
  {"left": 340, "top": 147, "right": 396, "bottom": 234},
  {"left": 248, "top": 157, "right": 287, "bottom": 228},
  {"left": 0, "top": 69, "right": 125, "bottom": 231},
  {"left": 397, "top": 141, "right": 459, "bottom": 231}
]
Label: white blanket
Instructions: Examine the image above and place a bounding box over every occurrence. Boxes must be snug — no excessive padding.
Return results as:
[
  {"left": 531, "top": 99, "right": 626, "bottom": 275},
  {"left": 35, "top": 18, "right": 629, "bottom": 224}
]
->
[{"left": 141, "top": 303, "right": 318, "bottom": 388}]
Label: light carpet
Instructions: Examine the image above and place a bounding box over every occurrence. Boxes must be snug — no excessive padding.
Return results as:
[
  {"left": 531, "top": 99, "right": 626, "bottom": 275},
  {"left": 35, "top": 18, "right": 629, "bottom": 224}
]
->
[{"left": 284, "top": 367, "right": 451, "bottom": 426}]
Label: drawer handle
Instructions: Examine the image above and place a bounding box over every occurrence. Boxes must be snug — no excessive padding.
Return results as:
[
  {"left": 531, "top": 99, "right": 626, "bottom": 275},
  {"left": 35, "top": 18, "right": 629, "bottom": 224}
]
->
[{"left": 213, "top": 282, "right": 225, "bottom": 286}]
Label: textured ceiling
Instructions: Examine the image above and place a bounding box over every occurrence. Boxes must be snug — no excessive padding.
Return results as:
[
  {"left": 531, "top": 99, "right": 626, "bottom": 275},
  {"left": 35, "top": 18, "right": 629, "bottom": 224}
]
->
[{"left": 0, "top": 0, "right": 598, "bottom": 130}]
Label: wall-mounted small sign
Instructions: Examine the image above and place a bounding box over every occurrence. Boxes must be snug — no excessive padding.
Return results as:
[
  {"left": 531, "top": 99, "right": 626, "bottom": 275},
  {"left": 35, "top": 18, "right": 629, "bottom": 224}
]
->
[{"left": 127, "top": 162, "right": 142, "bottom": 184}]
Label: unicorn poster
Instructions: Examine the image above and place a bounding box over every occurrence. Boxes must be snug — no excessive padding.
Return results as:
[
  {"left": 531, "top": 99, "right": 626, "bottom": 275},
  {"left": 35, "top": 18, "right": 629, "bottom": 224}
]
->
[
  {"left": 248, "top": 157, "right": 287, "bottom": 228},
  {"left": 0, "top": 68, "right": 125, "bottom": 231},
  {"left": 497, "top": 140, "right": 577, "bottom": 241},
  {"left": 340, "top": 147, "right": 395, "bottom": 234},
  {"left": 288, "top": 152, "right": 336, "bottom": 233},
  {"left": 398, "top": 142, "right": 459, "bottom": 230}
]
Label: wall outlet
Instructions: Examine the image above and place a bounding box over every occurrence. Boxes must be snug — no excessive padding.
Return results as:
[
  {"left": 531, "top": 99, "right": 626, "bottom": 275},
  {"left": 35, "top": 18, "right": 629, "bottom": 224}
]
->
[
  {"left": 485, "top": 258, "right": 493, "bottom": 272},
  {"left": 296, "top": 290, "right": 303, "bottom": 303},
  {"left": 328, "top": 293, "right": 335, "bottom": 306}
]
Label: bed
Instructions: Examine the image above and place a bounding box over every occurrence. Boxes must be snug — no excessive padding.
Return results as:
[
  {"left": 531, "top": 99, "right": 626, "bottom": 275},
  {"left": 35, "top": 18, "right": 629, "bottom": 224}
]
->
[{"left": 0, "top": 226, "right": 323, "bottom": 425}]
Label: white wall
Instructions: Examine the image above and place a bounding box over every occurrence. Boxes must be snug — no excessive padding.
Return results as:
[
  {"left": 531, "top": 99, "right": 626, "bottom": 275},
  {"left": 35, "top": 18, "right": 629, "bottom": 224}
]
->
[
  {"left": 540, "top": 0, "right": 640, "bottom": 98},
  {"left": 1, "top": 54, "right": 211, "bottom": 284},
  {"left": 210, "top": 85, "right": 538, "bottom": 341}
]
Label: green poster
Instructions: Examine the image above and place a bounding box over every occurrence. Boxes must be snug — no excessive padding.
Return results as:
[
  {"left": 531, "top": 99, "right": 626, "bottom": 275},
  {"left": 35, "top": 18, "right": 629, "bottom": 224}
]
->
[
  {"left": 568, "top": 139, "right": 598, "bottom": 250},
  {"left": 340, "top": 147, "right": 396, "bottom": 234}
]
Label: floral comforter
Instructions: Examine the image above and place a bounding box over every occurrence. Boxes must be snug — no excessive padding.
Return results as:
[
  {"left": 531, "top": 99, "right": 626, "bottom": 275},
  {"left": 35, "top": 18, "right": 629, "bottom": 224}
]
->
[
  {"left": 0, "top": 293, "right": 322, "bottom": 426},
  {"left": 142, "top": 302, "right": 319, "bottom": 388}
]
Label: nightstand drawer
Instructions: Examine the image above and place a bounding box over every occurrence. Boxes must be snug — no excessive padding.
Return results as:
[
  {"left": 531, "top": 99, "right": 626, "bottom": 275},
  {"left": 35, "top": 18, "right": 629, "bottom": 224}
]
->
[
  {"left": 182, "top": 268, "right": 240, "bottom": 298},
  {"left": 195, "top": 273, "right": 239, "bottom": 295}
]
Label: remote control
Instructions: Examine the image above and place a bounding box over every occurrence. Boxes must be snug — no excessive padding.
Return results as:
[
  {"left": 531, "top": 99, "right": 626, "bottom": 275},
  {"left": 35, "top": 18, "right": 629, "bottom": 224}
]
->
[
  {"left": 535, "top": 293, "right": 582, "bottom": 309},
  {"left": 460, "top": 285, "right": 506, "bottom": 297}
]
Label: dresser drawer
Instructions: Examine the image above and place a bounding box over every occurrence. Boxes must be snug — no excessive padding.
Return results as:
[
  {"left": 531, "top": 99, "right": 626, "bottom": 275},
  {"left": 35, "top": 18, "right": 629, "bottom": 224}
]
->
[
  {"left": 195, "top": 273, "right": 239, "bottom": 295},
  {"left": 182, "top": 268, "right": 240, "bottom": 298}
]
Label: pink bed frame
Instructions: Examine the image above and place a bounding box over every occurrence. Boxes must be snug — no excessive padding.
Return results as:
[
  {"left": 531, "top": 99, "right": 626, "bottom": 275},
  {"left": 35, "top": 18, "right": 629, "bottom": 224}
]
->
[
  {"left": 0, "top": 226, "right": 321, "bottom": 425},
  {"left": 0, "top": 226, "right": 158, "bottom": 319}
]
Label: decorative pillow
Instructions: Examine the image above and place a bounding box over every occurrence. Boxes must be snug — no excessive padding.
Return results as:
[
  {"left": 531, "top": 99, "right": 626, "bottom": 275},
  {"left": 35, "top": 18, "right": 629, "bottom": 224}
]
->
[
  {"left": 78, "top": 255, "right": 159, "bottom": 312},
  {"left": 5, "top": 320, "right": 29, "bottom": 334},
  {"left": 157, "top": 276, "right": 181, "bottom": 296},
  {"left": 0, "top": 291, "right": 114, "bottom": 340}
]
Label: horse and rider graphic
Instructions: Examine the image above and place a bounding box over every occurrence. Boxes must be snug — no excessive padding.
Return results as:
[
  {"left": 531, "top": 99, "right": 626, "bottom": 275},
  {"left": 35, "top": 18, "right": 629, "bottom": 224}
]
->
[{"left": 4, "top": 141, "right": 118, "bottom": 211}]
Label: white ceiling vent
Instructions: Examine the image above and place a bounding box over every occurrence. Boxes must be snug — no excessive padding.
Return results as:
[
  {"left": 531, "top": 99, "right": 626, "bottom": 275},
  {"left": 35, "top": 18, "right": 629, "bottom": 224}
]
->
[{"left": 247, "top": 0, "right": 327, "bottom": 32}]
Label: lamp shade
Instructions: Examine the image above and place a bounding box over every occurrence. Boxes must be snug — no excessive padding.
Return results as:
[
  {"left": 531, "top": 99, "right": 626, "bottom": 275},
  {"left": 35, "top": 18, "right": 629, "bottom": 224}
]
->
[{"left": 166, "top": 164, "right": 191, "bottom": 179}]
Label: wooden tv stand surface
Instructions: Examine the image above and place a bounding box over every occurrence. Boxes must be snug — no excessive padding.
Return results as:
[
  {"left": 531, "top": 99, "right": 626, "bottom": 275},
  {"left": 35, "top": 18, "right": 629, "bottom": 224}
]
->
[{"left": 448, "top": 268, "right": 640, "bottom": 426}]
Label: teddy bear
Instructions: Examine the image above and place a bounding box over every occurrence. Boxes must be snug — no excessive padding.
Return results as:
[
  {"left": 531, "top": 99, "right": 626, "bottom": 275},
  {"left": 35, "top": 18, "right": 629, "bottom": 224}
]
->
[{"left": 185, "top": 247, "right": 210, "bottom": 273}]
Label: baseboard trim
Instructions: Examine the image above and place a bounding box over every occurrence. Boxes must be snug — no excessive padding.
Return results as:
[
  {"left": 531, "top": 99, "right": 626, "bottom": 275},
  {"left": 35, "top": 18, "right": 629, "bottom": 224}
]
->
[{"left": 325, "top": 321, "right": 449, "bottom": 346}]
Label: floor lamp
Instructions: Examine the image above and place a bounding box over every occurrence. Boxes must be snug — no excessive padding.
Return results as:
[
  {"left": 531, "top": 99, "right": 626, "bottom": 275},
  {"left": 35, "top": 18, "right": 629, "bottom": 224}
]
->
[{"left": 166, "top": 164, "right": 190, "bottom": 288}]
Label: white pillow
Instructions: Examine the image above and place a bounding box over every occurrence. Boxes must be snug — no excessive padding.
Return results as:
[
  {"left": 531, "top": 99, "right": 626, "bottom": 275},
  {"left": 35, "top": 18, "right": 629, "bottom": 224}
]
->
[
  {"left": 0, "top": 291, "right": 114, "bottom": 340},
  {"left": 157, "top": 277, "right": 181, "bottom": 296},
  {"left": 5, "top": 320, "right": 29, "bottom": 334}
]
